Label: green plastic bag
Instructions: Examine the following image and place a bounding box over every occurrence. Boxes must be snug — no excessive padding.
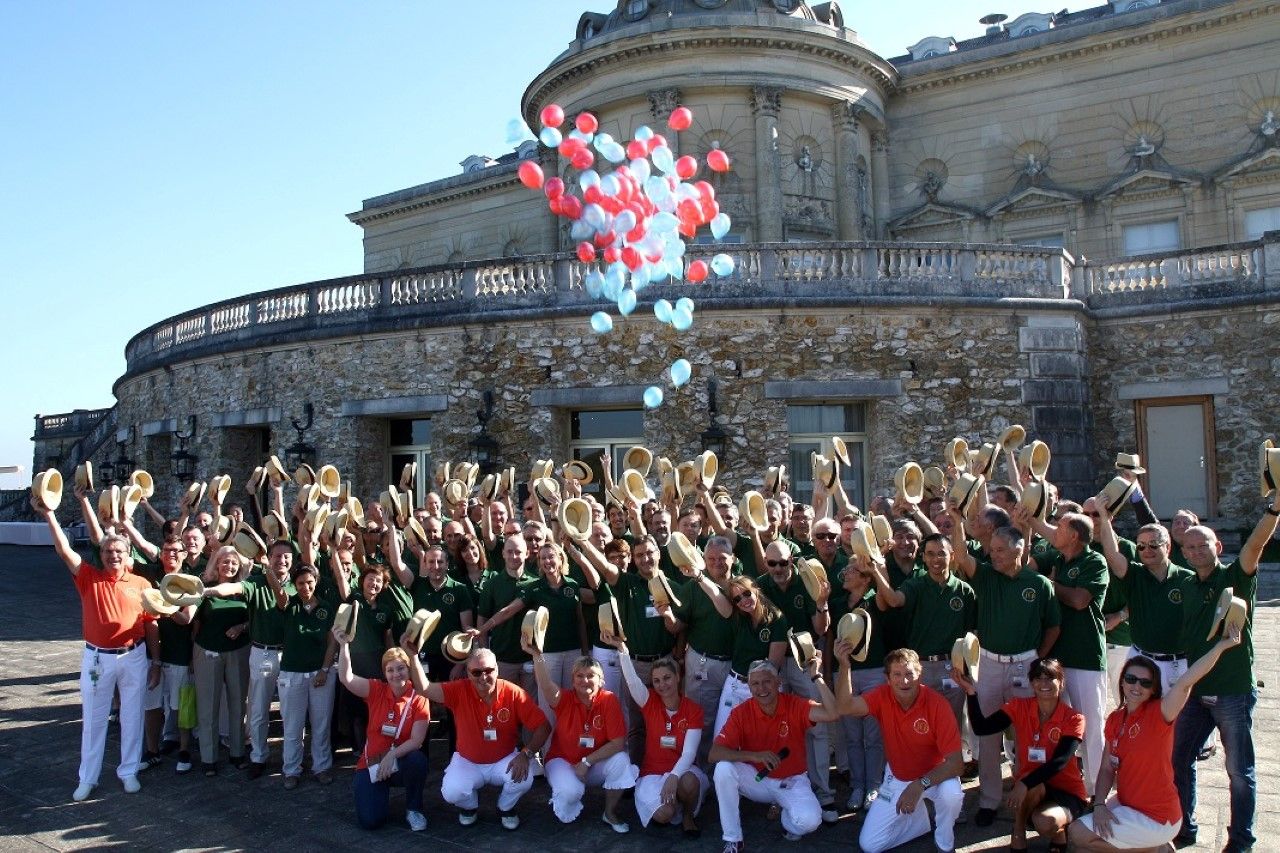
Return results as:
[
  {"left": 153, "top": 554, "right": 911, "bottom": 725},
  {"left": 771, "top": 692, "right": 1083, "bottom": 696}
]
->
[{"left": 178, "top": 683, "right": 197, "bottom": 730}]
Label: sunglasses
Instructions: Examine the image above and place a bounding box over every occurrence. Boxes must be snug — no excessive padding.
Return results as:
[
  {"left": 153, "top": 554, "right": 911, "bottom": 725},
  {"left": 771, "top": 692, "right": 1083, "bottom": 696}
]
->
[
  {"left": 1122, "top": 673, "right": 1154, "bottom": 689},
  {"left": 469, "top": 667, "right": 496, "bottom": 677},
  {"left": 1136, "top": 542, "right": 1165, "bottom": 551},
  {"left": 814, "top": 533, "right": 838, "bottom": 541},
  {"left": 765, "top": 559, "right": 791, "bottom": 568},
  {"left": 731, "top": 591, "right": 753, "bottom": 604}
]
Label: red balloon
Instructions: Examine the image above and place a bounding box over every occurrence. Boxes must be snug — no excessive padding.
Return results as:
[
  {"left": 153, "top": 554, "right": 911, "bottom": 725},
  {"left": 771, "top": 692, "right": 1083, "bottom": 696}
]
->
[
  {"left": 622, "top": 247, "right": 642, "bottom": 270},
  {"left": 707, "top": 149, "right": 731, "bottom": 172},
  {"left": 576, "top": 242, "right": 596, "bottom": 263},
  {"left": 647, "top": 134, "right": 668, "bottom": 153},
  {"left": 518, "top": 161, "right": 544, "bottom": 190},
  {"left": 540, "top": 104, "right": 565, "bottom": 128},
  {"left": 560, "top": 195, "right": 583, "bottom": 220},
  {"left": 558, "top": 138, "right": 582, "bottom": 158},
  {"left": 701, "top": 198, "right": 720, "bottom": 222},
  {"left": 626, "top": 223, "right": 647, "bottom": 243},
  {"left": 603, "top": 246, "right": 620, "bottom": 264},
  {"left": 575, "top": 112, "right": 599, "bottom": 134},
  {"left": 626, "top": 140, "right": 647, "bottom": 160},
  {"left": 668, "top": 106, "right": 693, "bottom": 132},
  {"left": 544, "top": 177, "right": 565, "bottom": 200},
  {"left": 687, "top": 259, "right": 709, "bottom": 282},
  {"left": 594, "top": 230, "right": 616, "bottom": 249},
  {"left": 695, "top": 181, "right": 716, "bottom": 200},
  {"left": 600, "top": 195, "right": 624, "bottom": 215},
  {"left": 583, "top": 184, "right": 603, "bottom": 205},
  {"left": 675, "top": 155, "right": 698, "bottom": 180},
  {"left": 571, "top": 148, "right": 595, "bottom": 170},
  {"left": 678, "top": 220, "right": 697, "bottom": 239},
  {"left": 547, "top": 197, "right": 563, "bottom": 216},
  {"left": 677, "top": 198, "right": 704, "bottom": 226}
]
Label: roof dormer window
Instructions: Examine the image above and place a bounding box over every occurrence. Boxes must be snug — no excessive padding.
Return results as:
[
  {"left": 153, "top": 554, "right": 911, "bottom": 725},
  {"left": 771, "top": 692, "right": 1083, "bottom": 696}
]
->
[
  {"left": 906, "top": 36, "right": 957, "bottom": 61},
  {"left": 1007, "top": 12, "right": 1055, "bottom": 37}
]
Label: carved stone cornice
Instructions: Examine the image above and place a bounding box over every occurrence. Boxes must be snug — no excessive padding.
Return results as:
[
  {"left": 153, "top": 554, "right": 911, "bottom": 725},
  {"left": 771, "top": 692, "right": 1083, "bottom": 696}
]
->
[
  {"left": 348, "top": 167, "right": 523, "bottom": 225},
  {"left": 751, "top": 85, "right": 783, "bottom": 117}
]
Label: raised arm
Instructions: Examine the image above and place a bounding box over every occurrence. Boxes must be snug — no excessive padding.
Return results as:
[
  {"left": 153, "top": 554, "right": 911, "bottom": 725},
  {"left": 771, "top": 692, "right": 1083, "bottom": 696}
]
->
[
  {"left": 805, "top": 652, "right": 839, "bottom": 723},
  {"left": 832, "top": 639, "right": 869, "bottom": 717},
  {"left": 523, "top": 637, "right": 562, "bottom": 709},
  {"left": 1239, "top": 493, "right": 1280, "bottom": 576},
  {"left": 1161, "top": 626, "right": 1242, "bottom": 722},
  {"left": 948, "top": 510, "right": 977, "bottom": 579},
  {"left": 334, "top": 631, "right": 369, "bottom": 698},
  {"left": 1092, "top": 509, "right": 1130, "bottom": 579},
  {"left": 139, "top": 496, "right": 167, "bottom": 528},
  {"left": 35, "top": 498, "right": 83, "bottom": 575},
  {"left": 121, "top": 517, "right": 159, "bottom": 562},
  {"left": 612, "top": 638, "right": 650, "bottom": 707}
]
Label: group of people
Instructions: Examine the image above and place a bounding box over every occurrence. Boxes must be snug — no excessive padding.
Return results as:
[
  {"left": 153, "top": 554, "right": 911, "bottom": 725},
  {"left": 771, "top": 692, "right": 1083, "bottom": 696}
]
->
[{"left": 31, "top": 433, "right": 1274, "bottom": 853}]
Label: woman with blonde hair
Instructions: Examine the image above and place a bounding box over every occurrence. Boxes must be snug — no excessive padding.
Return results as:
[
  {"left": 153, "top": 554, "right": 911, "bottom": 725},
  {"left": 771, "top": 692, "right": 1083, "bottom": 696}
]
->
[
  {"left": 701, "top": 574, "right": 789, "bottom": 736},
  {"left": 192, "top": 545, "right": 251, "bottom": 776}
]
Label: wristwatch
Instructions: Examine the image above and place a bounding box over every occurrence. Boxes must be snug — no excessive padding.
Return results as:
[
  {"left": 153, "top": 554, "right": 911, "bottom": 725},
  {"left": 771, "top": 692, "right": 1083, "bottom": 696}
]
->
[
  {"left": 919, "top": 776, "right": 933, "bottom": 790},
  {"left": 1264, "top": 506, "right": 1280, "bottom": 517},
  {"left": 580, "top": 757, "right": 593, "bottom": 768}
]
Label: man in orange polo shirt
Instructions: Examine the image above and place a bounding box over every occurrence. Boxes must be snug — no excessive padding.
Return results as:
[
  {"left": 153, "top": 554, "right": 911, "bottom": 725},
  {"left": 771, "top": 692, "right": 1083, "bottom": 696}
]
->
[
  {"left": 709, "top": 656, "right": 840, "bottom": 850},
  {"left": 418, "top": 647, "right": 550, "bottom": 830},
  {"left": 36, "top": 499, "right": 160, "bottom": 802},
  {"left": 835, "top": 645, "right": 964, "bottom": 853}
]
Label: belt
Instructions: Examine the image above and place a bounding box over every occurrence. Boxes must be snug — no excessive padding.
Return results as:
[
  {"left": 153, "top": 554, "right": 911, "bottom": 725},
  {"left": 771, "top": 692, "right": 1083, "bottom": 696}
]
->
[
  {"left": 729, "top": 670, "right": 748, "bottom": 683},
  {"left": 632, "top": 654, "right": 663, "bottom": 663},
  {"left": 980, "top": 648, "right": 1037, "bottom": 664},
  {"left": 252, "top": 643, "right": 283, "bottom": 651},
  {"left": 921, "top": 654, "right": 950, "bottom": 663},
  {"left": 1132, "top": 646, "right": 1186, "bottom": 663},
  {"left": 691, "top": 648, "right": 731, "bottom": 662},
  {"left": 86, "top": 641, "right": 137, "bottom": 655}
]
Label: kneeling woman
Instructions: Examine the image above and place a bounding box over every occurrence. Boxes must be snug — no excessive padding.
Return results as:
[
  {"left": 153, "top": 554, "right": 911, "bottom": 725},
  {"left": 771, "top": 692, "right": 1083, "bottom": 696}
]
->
[
  {"left": 334, "top": 630, "right": 431, "bottom": 832},
  {"left": 959, "top": 657, "right": 1086, "bottom": 853}
]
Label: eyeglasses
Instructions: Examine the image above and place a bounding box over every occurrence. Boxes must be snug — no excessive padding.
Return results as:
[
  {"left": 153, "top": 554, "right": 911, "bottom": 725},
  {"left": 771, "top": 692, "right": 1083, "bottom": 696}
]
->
[
  {"left": 765, "top": 559, "right": 790, "bottom": 568},
  {"left": 814, "top": 533, "right": 838, "bottom": 541},
  {"left": 469, "top": 667, "right": 495, "bottom": 677},
  {"left": 731, "top": 591, "right": 753, "bottom": 604},
  {"left": 1085, "top": 512, "right": 1100, "bottom": 518},
  {"left": 1122, "top": 674, "right": 1154, "bottom": 689},
  {"left": 1135, "top": 542, "right": 1165, "bottom": 551}
]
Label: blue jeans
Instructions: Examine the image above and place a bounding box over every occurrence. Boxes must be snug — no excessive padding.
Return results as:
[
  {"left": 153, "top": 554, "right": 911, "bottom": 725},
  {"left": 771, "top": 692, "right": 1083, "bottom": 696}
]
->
[
  {"left": 1172, "top": 689, "right": 1256, "bottom": 850},
  {"left": 353, "top": 750, "right": 429, "bottom": 829},
  {"left": 841, "top": 669, "right": 887, "bottom": 796}
]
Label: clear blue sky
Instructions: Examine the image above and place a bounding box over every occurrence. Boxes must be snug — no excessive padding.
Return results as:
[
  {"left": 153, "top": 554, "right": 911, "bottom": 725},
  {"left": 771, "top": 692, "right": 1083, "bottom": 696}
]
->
[{"left": 0, "top": 0, "right": 1041, "bottom": 486}]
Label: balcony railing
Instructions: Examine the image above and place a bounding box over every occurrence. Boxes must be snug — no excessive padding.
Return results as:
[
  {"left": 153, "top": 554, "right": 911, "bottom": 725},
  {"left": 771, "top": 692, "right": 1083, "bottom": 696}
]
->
[
  {"left": 34, "top": 408, "right": 112, "bottom": 439},
  {"left": 121, "top": 237, "right": 1276, "bottom": 376}
]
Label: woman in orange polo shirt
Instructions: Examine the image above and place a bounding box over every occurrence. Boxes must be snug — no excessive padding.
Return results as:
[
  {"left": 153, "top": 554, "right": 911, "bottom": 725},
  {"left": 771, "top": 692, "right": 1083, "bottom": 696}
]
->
[
  {"left": 1069, "top": 624, "right": 1240, "bottom": 851},
  {"left": 959, "top": 657, "right": 1086, "bottom": 853}
]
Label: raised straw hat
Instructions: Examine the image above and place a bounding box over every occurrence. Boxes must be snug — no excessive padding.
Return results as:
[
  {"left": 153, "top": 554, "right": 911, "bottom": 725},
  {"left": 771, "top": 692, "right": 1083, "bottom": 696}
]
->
[
  {"left": 1017, "top": 440, "right": 1051, "bottom": 479},
  {"left": 894, "top": 462, "right": 924, "bottom": 505},
  {"left": 837, "top": 610, "right": 872, "bottom": 663},
  {"left": 623, "top": 446, "right": 652, "bottom": 478},
  {"left": 951, "top": 632, "right": 980, "bottom": 682},
  {"left": 317, "top": 465, "right": 342, "bottom": 499},
  {"left": 403, "top": 609, "right": 441, "bottom": 649},
  {"left": 558, "top": 497, "right": 593, "bottom": 541},
  {"left": 32, "top": 469, "right": 63, "bottom": 512},
  {"left": 74, "top": 461, "right": 94, "bottom": 492},
  {"left": 129, "top": 469, "right": 154, "bottom": 499},
  {"left": 738, "top": 491, "right": 768, "bottom": 532},
  {"left": 521, "top": 606, "right": 550, "bottom": 651}
]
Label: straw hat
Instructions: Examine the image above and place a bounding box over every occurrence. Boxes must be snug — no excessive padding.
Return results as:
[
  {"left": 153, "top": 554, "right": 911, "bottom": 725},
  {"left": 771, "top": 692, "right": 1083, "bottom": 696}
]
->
[
  {"left": 831, "top": 436, "right": 851, "bottom": 467},
  {"left": 648, "top": 573, "right": 682, "bottom": 609},
  {"left": 738, "top": 491, "right": 768, "bottom": 532},
  {"left": 317, "top": 465, "right": 341, "bottom": 498},
  {"left": 141, "top": 587, "right": 179, "bottom": 618},
  {"left": 403, "top": 609, "right": 441, "bottom": 648},
  {"left": 944, "top": 438, "right": 970, "bottom": 471},
  {"left": 441, "top": 631, "right": 474, "bottom": 663},
  {"left": 949, "top": 472, "right": 985, "bottom": 516},
  {"left": 455, "top": 462, "right": 479, "bottom": 492},
  {"left": 676, "top": 461, "right": 698, "bottom": 495},
  {"left": 397, "top": 491, "right": 413, "bottom": 526},
  {"left": 209, "top": 474, "right": 232, "bottom": 505},
  {"left": 306, "top": 505, "right": 332, "bottom": 537},
  {"left": 74, "top": 461, "right": 94, "bottom": 492},
  {"left": 795, "top": 558, "right": 826, "bottom": 602},
  {"left": 667, "top": 531, "right": 705, "bottom": 573},
  {"left": 440, "top": 478, "right": 466, "bottom": 510},
  {"left": 597, "top": 599, "right": 625, "bottom": 640},
  {"left": 1115, "top": 452, "right": 1146, "bottom": 476},
  {"left": 233, "top": 527, "right": 268, "bottom": 562},
  {"left": 399, "top": 461, "right": 417, "bottom": 491},
  {"left": 1207, "top": 587, "right": 1248, "bottom": 641},
  {"left": 656, "top": 456, "right": 674, "bottom": 480},
  {"left": 211, "top": 515, "right": 234, "bottom": 545},
  {"left": 951, "top": 632, "right": 980, "bottom": 681},
  {"left": 477, "top": 473, "right": 500, "bottom": 502},
  {"left": 1260, "top": 439, "right": 1280, "bottom": 497},
  {"left": 501, "top": 466, "right": 517, "bottom": 497},
  {"left": 403, "top": 516, "right": 429, "bottom": 548},
  {"left": 532, "top": 477, "right": 561, "bottom": 509},
  {"left": 837, "top": 610, "right": 872, "bottom": 663},
  {"left": 558, "top": 498, "right": 593, "bottom": 541},
  {"left": 764, "top": 464, "right": 788, "bottom": 494},
  {"left": 521, "top": 606, "right": 550, "bottom": 651},
  {"left": 346, "top": 497, "right": 366, "bottom": 529},
  {"left": 160, "top": 572, "right": 205, "bottom": 607},
  {"left": 620, "top": 469, "right": 653, "bottom": 504},
  {"left": 1019, "top": 479, "right": 1051, "bottom": 522},
  {"left": 562, "top": 459, "right": 593, "bottom": 485},
  {"left": 1018, "top": 440, "right": 1051, "bottom": 479},
  {"left": 337, "top": 479, "right": 352, "bottom": 506},
  {"left": 869, "top": 514, "right": 893, "bottom": 550},
  {"left": 98, "top": 486, "right": 120, "bottom": 525},
  {"left": 971, "top": 442, "right": 999, "bottom": 479},
  {"left": 922, "top": 466, "right": 947, "bottom": 500},
  {"left": 811, "top": 453, "right": 838, "bottom": 490},
  {"left": 264, "top": 455, "right": 291, "bottom": 483},
  {"left": 294, "top": 464, "right": 316, "bottom": 486},
  {"left": 434, "top": 460, "right": 452, "bottom": 488},
  {"left": 696, "top": 451, "right": 718, "bottom": 490},
  {"left": 529, "top": 459, "right": 554, "bottom": 482},
  {"left": 182, "top": 481, "right": 207, "bottom": 511},
  {"left": 623, "top": 446, "right": 652, "bottom": 478},
  {"left": 301, "top": 483, "right": 324, "bottom": 513},
  {"left": 246, "top": 466, "right": 265, "bottom": 494},
  {"left": 334, "top": 602, "right": 359, "bottom": 638},
  {"left": 1097, "top": 476, "right": 1137, "bottom": 518},
  {"left": 848, "top": 522, "right": 880, "bottom": 560},
  {"left": 998, "top": 424, "right": 1026, "bottom": 453},
  {"left": 324, "top": 508, "right": 350, "bottom": 540},
  {"left": 378, "top": 489, "right": 398, "bottom": 522},
  {"left": 661, "top": 469, "right": 682, "bottom": 504},
  {"left": 261, "top": 510, "right": 290, "bottom": 542},
  {"left": 894, "top": 462, "right": 924, "bottom": 505},
  {"left": 129, "top": 469, "right": 154, "bottom": 499},
  {"left": 118, "top": 484, "right": 144, "bottom": 521},
  {"left": 32, "top": 469, "right": 63, "bottom": 512},
  {"left": 787, "top": 629, "right": 818, "bottom": 668}
]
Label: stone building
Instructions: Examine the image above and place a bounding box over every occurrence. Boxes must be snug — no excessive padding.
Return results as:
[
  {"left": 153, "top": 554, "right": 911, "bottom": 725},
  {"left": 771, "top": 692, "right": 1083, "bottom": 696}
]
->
[{"left": 28, "top": 0, "right": 1280, "bottom": 534}]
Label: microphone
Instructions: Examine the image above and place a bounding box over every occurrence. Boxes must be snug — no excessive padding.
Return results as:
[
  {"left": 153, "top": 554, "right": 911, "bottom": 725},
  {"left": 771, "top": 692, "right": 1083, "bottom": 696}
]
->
[{"left": 756, "top": 746, "right": 790, "bottom": 780}]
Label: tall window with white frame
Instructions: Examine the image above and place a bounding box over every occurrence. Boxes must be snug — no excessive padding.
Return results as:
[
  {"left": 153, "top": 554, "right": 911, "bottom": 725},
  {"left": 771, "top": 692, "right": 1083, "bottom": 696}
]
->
[
  {"left": 568, "top": 409, "right": 645, "bottom": 501},
  {"left": 389, "top": 418, "right": 432, "bottom": 507},
  {"left": 786, "top": 403, "right": 868, "bottom": 510}
]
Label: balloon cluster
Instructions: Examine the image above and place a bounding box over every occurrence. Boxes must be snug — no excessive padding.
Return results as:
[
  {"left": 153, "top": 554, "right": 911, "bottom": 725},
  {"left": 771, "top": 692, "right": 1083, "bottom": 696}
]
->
[{"left": 517, "top": 104, "right": 734, "bottom": 408}]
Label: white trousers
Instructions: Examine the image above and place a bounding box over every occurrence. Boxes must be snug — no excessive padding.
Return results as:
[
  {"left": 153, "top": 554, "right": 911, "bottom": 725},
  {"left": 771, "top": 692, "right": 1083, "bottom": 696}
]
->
[
  {"left": 247, "top": 646, "right": 281, "bottom": 764},
  {"left": 859, "top": 768, "right": 964, "bottom": 853},
  {"left": 441, "top": 750, "right": 536, "bottom": 811},
  {"left": 79, "top": 644, "right": 147, "bottom": 785},
  {"left": 544, "top": 753, "right": 637, "bottom": 823},
  {"left": 592, "top": 646, "right": 623, "bottom": 698},
  {"left": 635, "top": 767, "right": 708, "bottom": 826},
  {"left": 684, "top": 649, "right": 731, "bottom": 762},
  {"left": 1127, "top": 646, "right": 1186, "bottom": 693},
  {"left": 276, "top": 670, "right": 335, "bottom": 778},
  {"left": 713, "top": 762, "right": 820, "bottom": 843},
  {"left": 1063, "top": 667, "right": 1108, "bottom": 798},
  {"left": 975, "top": 651, "right": 1035, "bottom": 809},
  {"left": 712, "top": 674, "right": 753, "bottom": 738}
]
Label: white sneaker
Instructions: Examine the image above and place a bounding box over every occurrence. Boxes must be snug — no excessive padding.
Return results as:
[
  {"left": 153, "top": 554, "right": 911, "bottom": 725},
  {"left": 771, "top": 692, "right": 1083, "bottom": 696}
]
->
[
  {"left": 122, "top": 776, "right": 141, "bottom": 793},
  {"left": 784, "top": 831, "right": 803, "bottom": 841},
  {"left": 72, "top": 783, "right": 94, "bottom": 802},
  {"left": 458, "top": 810, "right": 478, "bottom": 826},
  {"left": 406, "top": 810, "right": 428, "bottom": 832},
  {"left": 601, "top": 812, "right": 630, "bottom": 834},
  {"left": 864, "top": 789, "right": 878, "bottom": 810},
  {"left": 820, "top": 806, "right": 839, "bottom": 824},
  {"left": 500, "top": 811, "right": 520, "bottom": 830}
]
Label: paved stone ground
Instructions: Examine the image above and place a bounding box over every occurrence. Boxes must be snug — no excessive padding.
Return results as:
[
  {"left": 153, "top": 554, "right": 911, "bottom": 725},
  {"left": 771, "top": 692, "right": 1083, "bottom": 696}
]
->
[{"left": 1, "top": 544, "right": 1276, "bottom": 852}]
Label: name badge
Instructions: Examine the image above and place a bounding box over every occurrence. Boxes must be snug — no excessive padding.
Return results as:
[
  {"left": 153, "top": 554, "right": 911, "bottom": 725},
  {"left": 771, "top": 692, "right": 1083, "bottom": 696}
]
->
[
  {"left": 660, "top": 735, "right": 677, "bottom": 750},
  {"left": 645, "top": 606, "right": 659, "bottom": 619},
  {"left": 483, "top": 728, "right": 498, "bottom": 742},
  {"left": 1011, "top": 677, "right": 1026, "bottom": 688},
  {"left": 695, "top": 670, "right": 708, "bottom": 681},
  {"left": 940, "top": 677, "right": 956, "bottom": 691},
  {"left": 579, "top": 736, "right": 595, "bottom": 749},
  {"left": 1028, "top": 747, "right": 1046, "bottom": 763},
  {"left": 380, "top": 723, "right": 398, "bottom": 737}
]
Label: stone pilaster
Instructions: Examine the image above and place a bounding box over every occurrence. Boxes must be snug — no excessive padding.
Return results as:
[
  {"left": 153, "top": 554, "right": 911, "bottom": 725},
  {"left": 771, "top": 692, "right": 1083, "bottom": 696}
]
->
[
  {"left": 870, "top": 131, "right": 890, "bottom": 239},
  {"left": 751, "top": 85, "right": 784, "bottom": 243},
  {"left": 648, "top": 88, "right": 681, "bottom": 155},
  {"left": 832, "top": 100, "right": 866, "bottom": 241}
]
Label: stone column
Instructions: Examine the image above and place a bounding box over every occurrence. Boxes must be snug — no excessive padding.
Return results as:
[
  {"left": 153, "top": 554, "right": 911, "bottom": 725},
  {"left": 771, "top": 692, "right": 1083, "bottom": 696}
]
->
[
  {"left": 647, "top": 88, "right": 681, "bottom": 155},
  {"left": 870, "top": 130, "right": 890, "bottom": 239},
  {"left": 831, "top": 100, "right": 866, "bottom": 241},
  {"left": 539, "top": 146, "right": 565, "bottom": 253},
  {"left": 751, "top": 85, "right": 784, "bottom": 243}
]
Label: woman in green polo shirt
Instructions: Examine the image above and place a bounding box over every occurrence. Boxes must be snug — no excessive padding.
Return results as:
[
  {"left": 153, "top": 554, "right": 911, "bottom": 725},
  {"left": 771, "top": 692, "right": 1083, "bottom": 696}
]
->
[
  {"left": 274, "top": 564, "right": 338, "bottom": 789},
  {"left": 708, "top": 575, "right": 789, "bottom": 736},
  {"left": 193, "top": 545, "right": 251, "bottom": 776},
  {"left": 520, "top": 543, "right": 588, "bottom": 714}
]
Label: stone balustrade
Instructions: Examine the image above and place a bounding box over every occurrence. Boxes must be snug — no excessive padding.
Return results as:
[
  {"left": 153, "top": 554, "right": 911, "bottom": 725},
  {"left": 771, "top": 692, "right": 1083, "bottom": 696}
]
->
[
  {"left": 121, "top": 236, "right": 1278, "bottom": 377},
  {"left": 33, "top": 408, "right": 112, "bottom": 439}
]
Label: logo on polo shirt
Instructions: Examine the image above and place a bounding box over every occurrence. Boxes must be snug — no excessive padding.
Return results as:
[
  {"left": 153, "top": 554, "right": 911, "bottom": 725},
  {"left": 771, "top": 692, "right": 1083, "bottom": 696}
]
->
[
  {"left": 677, "top": 718, "right": 689, "bottom": 731},
  {"left": 913, "top": 718, "right": 930, "bottom": 735},
  {"left": 1022, "top": 588, "right": 1037, "bottom": 603},
  {"left": 592, "top": 714, "right": 604, "bottom": 730},
  {"left": 794, "top": 594, "right": 805, "bottom": 609},
  {"left": 1127, "top": 722, "right": 1141, "bottom": 739},
  {"left": 443, "top": 593, "right": 455, "bottom": 605},
  {"left": 496, "top": 707, "right": 511, "bottom": 723},
  {"left": 1047, "top": 726, "right": 1061, "bottom": 743},
  {"left": 1067, "top": 566, "right": 1080, "bottom": 580},
  {"left": 563, "top": 587, "right": 576, "bottom": 598},
  {"left": 949, "top": 596, "right": 964, "bottom": 612},
  {"left": 778, "top": 722, "right": 791, "bottom": 738},
  {"left": 759, "top": 627, "right": 772, "bottom": 642},
  {"left": 317, "top": 609, "right": 328, "bottom": 620},
  {"left": 375, "top": 612, "right": 388, "bottom": 624},
  {"left": 1168, "top": 589, "right": 1182, "bottom": 604}
]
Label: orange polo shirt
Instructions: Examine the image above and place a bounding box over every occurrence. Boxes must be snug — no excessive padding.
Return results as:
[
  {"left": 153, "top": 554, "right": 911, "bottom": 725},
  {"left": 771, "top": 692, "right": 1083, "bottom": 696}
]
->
[
  {"left": 1002, "top": 696, "right": 1088, "bottom": 800},
  {"left": 547, "top": 688, "right": 626, "bottom": 765},
  {"left": 442, "top": 678, "right": 547, "bottom": 765},
  {"left": 74, "top": 566, "right": 154, "bottom": 648},
  {"left": 714, "top": 692, "right": 814, "bottom": 779},
  {"left": 1106, "top": 699, "right": 1180, "bottom": 826},
  {"left": 357, "top": 681, "right": 430, "bottom": 770},
  {"left": 638, "top": 692, "right": 704, "bottom": 776},
  {"left": 863, "top": 684, "right": 961, "bottom": 781}
]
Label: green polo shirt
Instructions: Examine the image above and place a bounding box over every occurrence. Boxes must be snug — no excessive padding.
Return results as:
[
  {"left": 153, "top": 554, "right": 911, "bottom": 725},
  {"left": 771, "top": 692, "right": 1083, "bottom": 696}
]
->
[
  {"left": 1092, "top": 538, "right": 1137, "bottom": 646},
  {"left": 734, "top": 533, "right": 798, "bottom": 578},
  {"left": 899, "top": 571, "right": 977, "bottom": 657},
  {"left": 795, "top": 539, "right": 818, "bottom": 561},
  {"left": 1048, "top": 549, "right": 1108, "bottom": 671},
  {"left": 1030, "top": 535, "right": 1061, "bottom": 575},
  {"left": 158, "top": 614, "right": 194, "bottom": 667},
  {"left": 484, "top": 534, "right": 506, "bottom": 574},
  {"left": 243, "top": 571, "right": 292, "bottom": 647},
  {"left": 280, "top": 596, "right": 336, "bottom": 673},
  {"left": 755, "top": 572, "right": 817, "bottom": 637},
  {"left": 673, "top": 578, "right": 734, "bottom": 658},
  {"left": 411, "top": 575, "right": 474, "bottom": 638},
  {"left": 520, "top": 577, "right": 584, "bottom": 655},
  {"left": 820, "top": 550, "right": 850, "bottom": 588},
  {"left": 348, "top": 594, "right": 396, "bottom": 677},
  {"left": 1113, "top": 562, "right": 1193, "bottom": 655},
  {"left": 730, "top": 612, "right": 789, "bottom": 676},
  {"left": 831, "top": 588, "right": 888, "bottom": 671},
  {"left": 193, "top": 595, "right": 250, "bottom": 654},
  {"left": 478, "top": 570, "right": 535, "bottom": 664},
  {"left": 1177, "top": 560, "right": 1256, "bottom": 696},
  {"left": 970, "top": 562, "right": 1060, "bottom": 655},
  {"left": 880, "top": 554, "right": 924, "bottom": 651},
  {"left": 382, "top": 567, "right": 416, "bottom": 635},
  {"left": 563, "top": 561, "right": 606, "bottom": 649},
  {"left": 608, "top": 572, "right": 675, "bottom": 658}
]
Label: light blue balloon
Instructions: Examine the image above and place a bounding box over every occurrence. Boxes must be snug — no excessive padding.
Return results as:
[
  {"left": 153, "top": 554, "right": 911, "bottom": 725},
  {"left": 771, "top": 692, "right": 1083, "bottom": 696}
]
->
[
  {"left": 645, "top": 176, "right": 673, "bottom": 209},
  {"left": 652, "top": 145, "right": 675, "bottom": 175},
  {"left": 710, "top": 212, "right": 732, "bottom": 240},
  {"left": 593, "top": 132, "right": 615, "bottom": 150},
  {"left": 654, "top": 299, "right": 673, "bottom": 323},
  {"left": 643, "top": 386, "right": 664, "bottom": 409},
  {"left": 675, "top": 297, "right": 694, "bottom": 315},
  {"left": 539, "top": 126, "right": 563, "bottom": 148},
  {"left": 584, "top": 271, "right": 604, "bottom": 298},
  {"left": 710, "top": 253, "right": 735, "bottom": 277},
  {"left": 647, "top": 262, "right": 670, "bottom": 284},
  {"left": 583, "top": 203, "right": 607, "bottom": 232},
  {"left": 614, "top": 210, "right": 637, "bottom": 236},
  {"left": 671, "top": 307, "right": 693, "bottom": 331},
  {"left": 670, "top": 359, "right": 692, "bottom": 387},
  {"left": 507, "top": 118, "right": 533, "bottom": 144},
  {"left": 569, "top": 129, "right": 594, "bottom": 145},
  {"left": 599, "top": 174, "right": 621, "bottom": 199},
  {"left": 570, "top": 220, "right": 593, "bottom": 242},
  {"left": 617, "top": 288, "right": 637, "bottom": 316},
  {"left": 635, "top": 125, "right": 654, "bottom": 141},
  {"left": 590, "top": 311, "right": 613, "bottom": 334},
  {"left": 579, "top": 169, "right": 601, "bottom": 191},
  {"left": 632, "top": 265, "right": 652, "bottom": 288},
  {"left": 630, "top": 158, "right": 651, "bottom": 182},
  {"left": 663, "top": 236, "right": 687, "bottom": 258},
  {"left": 601, "top": 142, "right": 627, "bottom": 164},
  {"left": 649, "top": 212, "right": 679, "bottom": 235}
]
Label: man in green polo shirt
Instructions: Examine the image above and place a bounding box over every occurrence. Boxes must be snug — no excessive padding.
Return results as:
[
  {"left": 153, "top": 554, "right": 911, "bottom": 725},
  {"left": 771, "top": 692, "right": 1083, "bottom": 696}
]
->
[
  {"left": 1046, "top": 511, "right": 1109, "bottom": 801},
  {"left": 476, "top": 535, "right": 534, "bottom": 694},
  {"left": 398, "top": 545, "right": 475, "bottom": 682},
  {"left": 1170, "top": 500, "right": 1277, "bottom": 853}
]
